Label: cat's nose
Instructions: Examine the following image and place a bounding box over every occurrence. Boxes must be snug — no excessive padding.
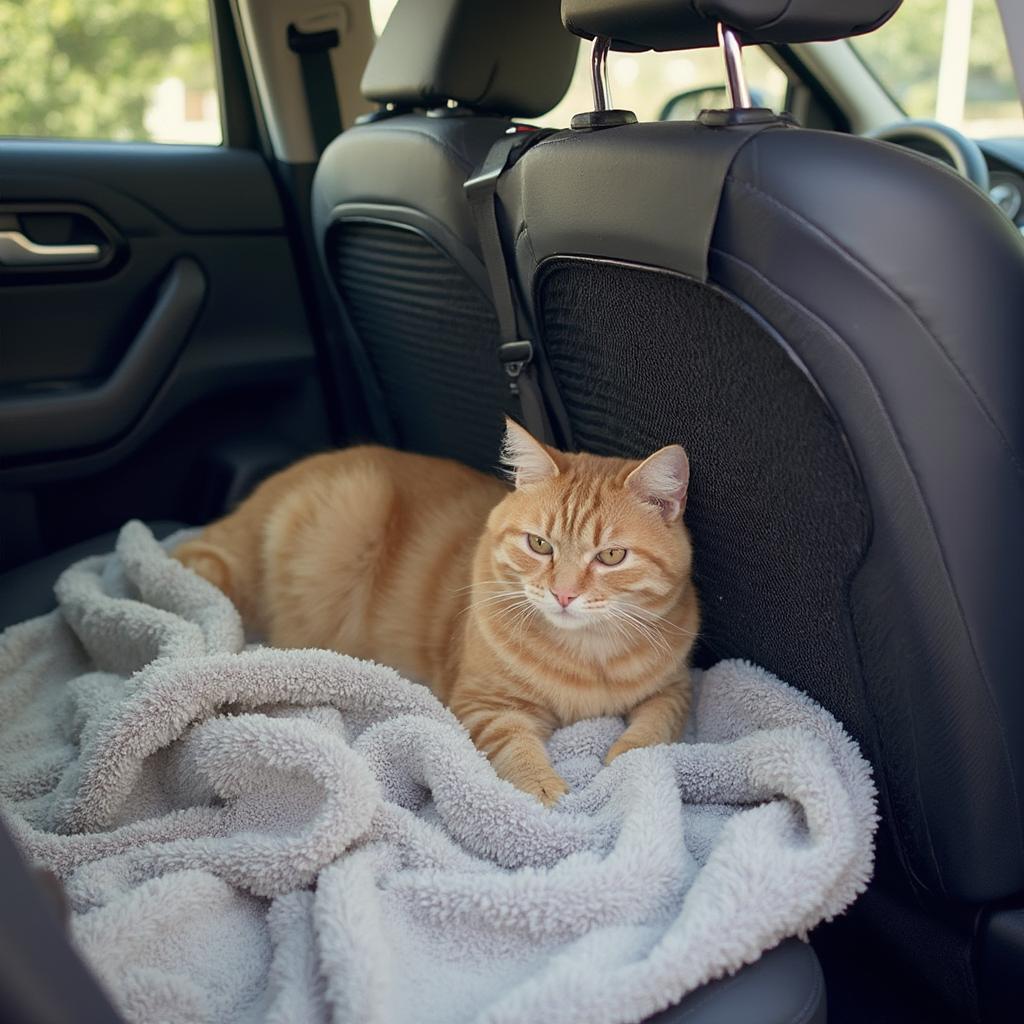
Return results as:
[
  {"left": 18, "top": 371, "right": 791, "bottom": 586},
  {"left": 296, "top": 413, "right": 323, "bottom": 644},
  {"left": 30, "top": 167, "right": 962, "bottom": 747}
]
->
[{"left": 550, "top": 588, "right": 578, "bottom": 609}]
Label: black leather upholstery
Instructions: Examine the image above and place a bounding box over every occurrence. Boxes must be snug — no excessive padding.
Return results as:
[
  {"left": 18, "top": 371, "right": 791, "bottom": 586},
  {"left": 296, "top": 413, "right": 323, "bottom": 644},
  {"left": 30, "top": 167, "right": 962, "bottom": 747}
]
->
[
  {"left": 363, "top": 0, "right": 577, "bottom": 116},
  {"left": 497, "top": 119, "right": 1024, "bottom": 906},
  {"left": 561, "top": 0, "right": 902, "bottom": 50},
  {"left": 310, "top": 3, "right": 832, "bottom": 1016},
  {"left": 651, "top": 939, "right": 824, "bottom": 1023},
  {"left": 313, "top": 0, "right": 578, "bottom": 473},
  {"left": 981, "top": 907, "right": 1024, "bottom": 1018},
  {"left": 311, "top": 113, "right": 518, "bottom": 472},
  {"left": 313, "top": 113, "right": 518, "bottom": 254},
  {"left": 0, "top": 521, "right": 183, "bottom": 632}
]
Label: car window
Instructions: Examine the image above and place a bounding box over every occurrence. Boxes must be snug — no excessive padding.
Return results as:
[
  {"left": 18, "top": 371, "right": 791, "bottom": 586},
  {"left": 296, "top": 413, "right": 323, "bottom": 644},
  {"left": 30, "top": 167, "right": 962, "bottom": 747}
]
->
[
  {"left": 852, "top": 0, "right": 1023, "bottom": 138},
  {"left": 0, "top": 0, "right": 222, "bottom": 145},
  {"left": 536, "top": 42, "right": 789, "bottom": 128}
]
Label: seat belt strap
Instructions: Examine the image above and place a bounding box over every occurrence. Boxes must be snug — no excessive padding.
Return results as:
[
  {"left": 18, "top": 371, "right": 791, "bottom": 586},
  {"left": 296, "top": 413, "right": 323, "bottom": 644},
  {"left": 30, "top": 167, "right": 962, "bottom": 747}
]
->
[
  {"left": 465, "top": 129, "right": 554, "bottom": 442},
  {"left": 287, "top": 23, "right": 343, "bottom": 156}
]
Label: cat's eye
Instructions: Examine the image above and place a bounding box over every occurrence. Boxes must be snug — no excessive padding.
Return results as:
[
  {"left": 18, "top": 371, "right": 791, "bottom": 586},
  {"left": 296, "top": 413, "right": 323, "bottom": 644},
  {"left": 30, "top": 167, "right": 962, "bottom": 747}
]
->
[
  {"left": 527, "top": 534, "right": 553, "bottom": 555},
  {"left": 596, "top": 548, "right": 627, "bottom": 566}
]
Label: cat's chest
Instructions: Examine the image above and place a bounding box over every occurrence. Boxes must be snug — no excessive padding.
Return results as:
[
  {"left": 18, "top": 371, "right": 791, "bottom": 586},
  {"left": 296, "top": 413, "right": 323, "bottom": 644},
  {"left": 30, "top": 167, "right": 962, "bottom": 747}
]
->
[{"left": 546, "top": 656, "right": 676, "bottom": 723}]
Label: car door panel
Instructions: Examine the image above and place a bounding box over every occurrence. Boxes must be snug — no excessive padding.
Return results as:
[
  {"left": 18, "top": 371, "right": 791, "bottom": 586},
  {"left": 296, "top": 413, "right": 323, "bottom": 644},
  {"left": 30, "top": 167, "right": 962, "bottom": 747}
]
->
[{"left": 0, "top": 140, "right": 329, "bottom": 571}]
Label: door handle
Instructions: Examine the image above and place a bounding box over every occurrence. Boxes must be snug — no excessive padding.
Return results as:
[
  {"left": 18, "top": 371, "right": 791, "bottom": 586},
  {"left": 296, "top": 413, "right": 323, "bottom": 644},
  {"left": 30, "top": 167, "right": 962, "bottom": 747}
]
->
[
  {"left": 0, "top": 230, "right": 101, "bottom": 266},
  {"left": 0, "top": 258, "right": 206, "bottom": 458}
]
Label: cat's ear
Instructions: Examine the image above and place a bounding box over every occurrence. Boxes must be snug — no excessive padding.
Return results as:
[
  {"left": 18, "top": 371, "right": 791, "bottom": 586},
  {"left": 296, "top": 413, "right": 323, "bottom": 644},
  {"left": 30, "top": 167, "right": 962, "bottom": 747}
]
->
[
  {"left": 626, "top": 445, "right": 690, "bottom": 521},
  {"left": 501, "top": 417, "right": 560, "bottom": 488}
]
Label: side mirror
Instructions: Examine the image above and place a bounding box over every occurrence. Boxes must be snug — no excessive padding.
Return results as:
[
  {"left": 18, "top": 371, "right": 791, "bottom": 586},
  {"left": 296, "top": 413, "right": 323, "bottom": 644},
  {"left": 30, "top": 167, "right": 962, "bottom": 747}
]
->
[{"left": 658, "top": 85, "right": 768, "bottom": 121}]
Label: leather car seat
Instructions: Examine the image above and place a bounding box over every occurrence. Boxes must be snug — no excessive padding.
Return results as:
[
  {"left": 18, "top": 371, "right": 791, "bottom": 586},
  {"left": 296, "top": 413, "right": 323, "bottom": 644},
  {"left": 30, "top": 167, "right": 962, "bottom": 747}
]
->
[
  {"left": 481, "top": 0, "right": 1024, "bottom": 1015},
  {"left": 310, "top": 0, "right": 577, "bottom": 472}
]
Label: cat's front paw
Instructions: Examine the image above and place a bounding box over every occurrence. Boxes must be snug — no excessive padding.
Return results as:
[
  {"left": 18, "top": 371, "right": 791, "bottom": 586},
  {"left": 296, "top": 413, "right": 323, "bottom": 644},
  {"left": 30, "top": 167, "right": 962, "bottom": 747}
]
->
[
  {"left": 604, "top": 735, "right": 654, "bottom": 765},
  {"left": 519, "top": 773, "right": 569, "bottom": 807}
]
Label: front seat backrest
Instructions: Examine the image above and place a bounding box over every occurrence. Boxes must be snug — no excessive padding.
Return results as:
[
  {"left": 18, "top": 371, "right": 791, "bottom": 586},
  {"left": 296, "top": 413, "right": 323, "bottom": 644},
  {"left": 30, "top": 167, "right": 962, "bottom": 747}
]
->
[
  {"left": 493, "top": 0, "right": 1024, "bottom": 1007},
  {"left": 311, "top": 0, "right": 577, "bottom": 472}
]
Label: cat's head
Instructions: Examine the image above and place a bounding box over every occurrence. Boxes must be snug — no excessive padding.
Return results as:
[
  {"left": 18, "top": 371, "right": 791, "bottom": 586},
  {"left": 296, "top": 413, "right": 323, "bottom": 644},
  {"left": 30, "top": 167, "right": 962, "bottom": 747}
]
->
[{"left": 483, "top": 419, "right": 693, "bottom": 633}]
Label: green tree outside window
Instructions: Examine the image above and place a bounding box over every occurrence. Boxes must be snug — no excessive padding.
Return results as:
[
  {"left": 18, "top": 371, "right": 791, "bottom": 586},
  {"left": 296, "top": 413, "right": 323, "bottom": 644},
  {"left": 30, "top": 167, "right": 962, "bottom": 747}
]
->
[{"left": 0, "top": 0, "right": 220, "bottom": 143}]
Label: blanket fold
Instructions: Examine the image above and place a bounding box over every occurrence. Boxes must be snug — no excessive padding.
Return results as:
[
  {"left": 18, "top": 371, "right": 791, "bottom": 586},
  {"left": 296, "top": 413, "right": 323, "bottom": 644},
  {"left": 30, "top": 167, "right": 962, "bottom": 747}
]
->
[{"left": 0, "top": 520, "right": 876, "bottom": 1024}]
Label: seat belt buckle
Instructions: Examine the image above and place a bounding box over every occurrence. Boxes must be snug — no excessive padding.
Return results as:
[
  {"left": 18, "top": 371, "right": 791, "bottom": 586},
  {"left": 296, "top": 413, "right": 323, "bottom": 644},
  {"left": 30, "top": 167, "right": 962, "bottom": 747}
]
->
[{"left": 500, "top": 340, "right": 534, "bottom": 394}]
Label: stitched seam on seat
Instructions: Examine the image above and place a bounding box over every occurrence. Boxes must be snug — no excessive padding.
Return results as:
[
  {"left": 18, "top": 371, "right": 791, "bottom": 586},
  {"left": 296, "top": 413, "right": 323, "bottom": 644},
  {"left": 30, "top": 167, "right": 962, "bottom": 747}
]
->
[
  {"left": 724, "top": 175, "right": 1024, "bottom": 484},
  {"left": 515, "top": 163, "right": 540, "bottom": 272},
  {"left": 713, "top": 245, "right": 1024, "bottom": 890}
]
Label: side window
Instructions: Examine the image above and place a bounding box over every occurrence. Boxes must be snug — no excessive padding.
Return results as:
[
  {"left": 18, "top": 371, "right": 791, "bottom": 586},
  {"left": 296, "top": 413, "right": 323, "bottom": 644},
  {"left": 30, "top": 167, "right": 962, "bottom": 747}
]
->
[
  {"left": 0, "top": 0, "right": 222, "bottom": 145},
  {"left": 370, "top": 0, "right": 399, "bottom": 34},
  {"left": 537, "top": 42, "right": 789, "bottom": 127}
]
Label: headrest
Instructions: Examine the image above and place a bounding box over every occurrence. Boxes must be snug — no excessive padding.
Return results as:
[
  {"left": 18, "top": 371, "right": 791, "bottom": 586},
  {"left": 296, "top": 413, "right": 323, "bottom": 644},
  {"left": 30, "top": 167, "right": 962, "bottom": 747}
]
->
[
  {"left": 561, "top": 0, "right": 903, "bottom": 51},
  {"left": 362, "top": 0, "right": 579, "bottom": 117}
]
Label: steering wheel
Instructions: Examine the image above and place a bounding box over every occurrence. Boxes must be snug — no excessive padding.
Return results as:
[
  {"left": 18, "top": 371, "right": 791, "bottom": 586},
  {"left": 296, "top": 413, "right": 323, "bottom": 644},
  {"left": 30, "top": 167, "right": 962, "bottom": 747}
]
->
[{"left": 868, "top": 119, "right": 990, "bottom": 191}]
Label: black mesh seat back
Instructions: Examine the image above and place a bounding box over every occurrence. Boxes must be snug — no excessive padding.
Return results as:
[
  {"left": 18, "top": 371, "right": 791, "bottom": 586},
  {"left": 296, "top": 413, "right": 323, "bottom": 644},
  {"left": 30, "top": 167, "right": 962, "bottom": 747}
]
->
[
  {"left": 326, "top": 219, "right": 514, "bottom": 471},
  {"left": 536, "top": 257, "right": 873, "bottom": 743},
  {"left": 312, "top": 111, "right": 523, "bottom": 474},
  {"left": 502, "top": 120, "right": 1024, "bottom": 904}
]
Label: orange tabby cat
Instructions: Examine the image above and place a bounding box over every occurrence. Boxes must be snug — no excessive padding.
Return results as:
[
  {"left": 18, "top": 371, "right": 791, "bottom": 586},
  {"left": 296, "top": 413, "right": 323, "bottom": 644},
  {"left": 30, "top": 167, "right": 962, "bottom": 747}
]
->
[{"left": 174, "top": 420, "right": 699, "bottom": 805}]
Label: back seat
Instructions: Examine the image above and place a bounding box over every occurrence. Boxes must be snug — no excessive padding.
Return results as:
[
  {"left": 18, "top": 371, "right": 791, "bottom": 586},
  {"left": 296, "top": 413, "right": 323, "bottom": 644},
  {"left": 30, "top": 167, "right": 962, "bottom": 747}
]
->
[
  {"left": 0, "top": 3, "right": 828, "bottom": 1019},
  {"left": 310, "top": 0, "right": 576, "bottom": 473}
]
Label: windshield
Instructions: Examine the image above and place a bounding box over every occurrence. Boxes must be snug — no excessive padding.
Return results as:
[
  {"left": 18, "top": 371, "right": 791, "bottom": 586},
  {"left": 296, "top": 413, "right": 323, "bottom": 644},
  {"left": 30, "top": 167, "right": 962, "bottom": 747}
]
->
[{"left": 853, "top": 0, "right": 1023, "bottom": 138}]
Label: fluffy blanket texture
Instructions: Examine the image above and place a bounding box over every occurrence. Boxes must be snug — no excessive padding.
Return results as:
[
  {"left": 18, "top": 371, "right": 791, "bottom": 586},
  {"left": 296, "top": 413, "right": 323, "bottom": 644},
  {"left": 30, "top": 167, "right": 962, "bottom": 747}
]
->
[{"left": 0, "top": 521, "right": 876, "bottom": 1023}]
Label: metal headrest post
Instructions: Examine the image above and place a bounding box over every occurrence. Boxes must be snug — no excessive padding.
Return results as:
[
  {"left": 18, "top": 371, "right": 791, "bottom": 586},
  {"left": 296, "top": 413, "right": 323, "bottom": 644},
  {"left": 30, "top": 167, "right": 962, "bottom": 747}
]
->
[
  {"left": 717, "top": 24, "right": 752, "bottom": 108},
  {"left": 570, "top": 32, "right": 637, "bottom": 130},
  {"left": 591, "top": 36, "right": 613, "bottom": 111}
]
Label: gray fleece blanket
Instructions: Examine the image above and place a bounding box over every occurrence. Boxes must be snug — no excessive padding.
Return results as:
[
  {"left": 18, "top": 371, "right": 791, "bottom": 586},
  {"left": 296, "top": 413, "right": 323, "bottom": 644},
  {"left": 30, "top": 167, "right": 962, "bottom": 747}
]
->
[{"left": 0, "top": 521, "right": 876, "bottom": 1024}]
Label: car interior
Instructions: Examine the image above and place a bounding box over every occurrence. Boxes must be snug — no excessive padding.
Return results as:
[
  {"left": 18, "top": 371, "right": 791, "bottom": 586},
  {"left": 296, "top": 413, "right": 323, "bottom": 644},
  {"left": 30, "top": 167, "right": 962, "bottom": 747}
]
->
[{"left": 1, "top": 0, "right": 1023, "bottom": 1022}]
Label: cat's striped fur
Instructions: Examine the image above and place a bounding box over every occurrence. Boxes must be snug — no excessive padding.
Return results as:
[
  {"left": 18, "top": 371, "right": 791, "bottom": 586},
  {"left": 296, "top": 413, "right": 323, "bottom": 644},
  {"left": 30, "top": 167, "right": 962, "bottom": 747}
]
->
[{"left": 174, "top": 420, "right": 698, "bottom": 805}]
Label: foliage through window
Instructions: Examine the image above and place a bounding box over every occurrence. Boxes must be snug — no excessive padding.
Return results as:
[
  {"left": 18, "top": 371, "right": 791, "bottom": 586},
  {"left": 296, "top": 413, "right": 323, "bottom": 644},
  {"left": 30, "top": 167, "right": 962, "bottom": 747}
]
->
[
  {"left": 853, "top": 0, "right": 1023, "bottom": 138},
  {"left": 0, "top": 0, "right": 222, "bottom": 145}
]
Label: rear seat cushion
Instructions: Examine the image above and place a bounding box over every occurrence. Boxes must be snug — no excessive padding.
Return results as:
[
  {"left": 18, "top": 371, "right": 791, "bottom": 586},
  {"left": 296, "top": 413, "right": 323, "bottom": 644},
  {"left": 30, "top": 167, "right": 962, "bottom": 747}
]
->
[
  {"left": 0, "top": 521, "right": 183, "bottom": 632},
  {"left": 0, "top": 526, "right": 828, "bottom": 1022},
  {"left": 653, "top": 939, "right": 825, "bottom": 1023}
]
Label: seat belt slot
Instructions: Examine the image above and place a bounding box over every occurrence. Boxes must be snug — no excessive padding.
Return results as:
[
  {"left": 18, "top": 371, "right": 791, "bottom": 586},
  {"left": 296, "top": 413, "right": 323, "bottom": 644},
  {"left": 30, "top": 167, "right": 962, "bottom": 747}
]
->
[
  {"left": 466, "top": 130, "right": 553, "bottom": 441},
  {"left": 287, "top": 23, "right": 343, "bottom": 156}
]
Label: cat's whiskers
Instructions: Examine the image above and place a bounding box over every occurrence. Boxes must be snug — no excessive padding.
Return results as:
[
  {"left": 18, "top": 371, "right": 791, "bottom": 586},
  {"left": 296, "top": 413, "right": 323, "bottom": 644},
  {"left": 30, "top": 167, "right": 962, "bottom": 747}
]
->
[
  {"left": 451, "top": 578, "right": 517, "bottom": 595},
  {"left": 624, "top": 610, "right": 673, "bottom": 652},
  {"left": 508, "top": 603, "right": 538, "bottom": 645},
  {"left": 479, "top": 589, "right": 540, "bottom": 618},
  {"left": 462, "top": 590, "right": 523, "bottom": 608},
  {"left": 489, "top": 599, "right": 534, "bottom": 622},
  {"left": 617, "top": 600, "right": 700, "bottom": 640},
  {"left": 481, "top": 599, "right": 543, "bottom": 652},
  {"left": 606, "top": 606, "right": 672, "bottom": 656},
  {"left": 604, "top": 615, "right": 638, "bottom": 654},
  {"left": 457, "top": 601, "right": 521, "bottom": 622},
  {"left": 455, "top": 590, "right": 529, "bottom": 623}
]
